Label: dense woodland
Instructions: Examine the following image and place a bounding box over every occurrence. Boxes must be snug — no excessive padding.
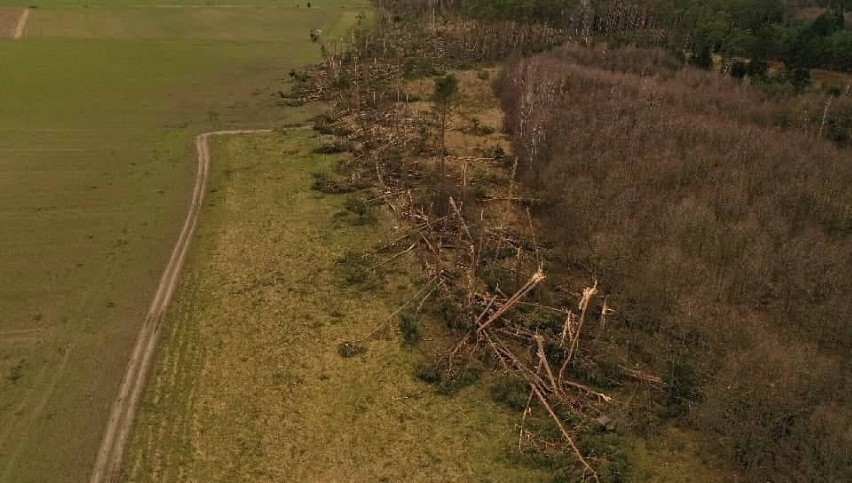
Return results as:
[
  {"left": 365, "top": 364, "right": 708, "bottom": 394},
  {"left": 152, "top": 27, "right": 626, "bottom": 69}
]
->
[
  {"left": 386, "top": 0, "right": 852, "bottom": 86},
  {"left": 301, "top": 1, "right": 851, "bottom": 481}
]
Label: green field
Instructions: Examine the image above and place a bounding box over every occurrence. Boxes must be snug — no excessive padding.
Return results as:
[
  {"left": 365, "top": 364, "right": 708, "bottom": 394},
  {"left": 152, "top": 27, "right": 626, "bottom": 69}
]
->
[
  {"left": 0, "top": 2, "right": 368, "bottom": 482},
  {"left": 124, "top": 130, "right": 551, "bottom": 482}
]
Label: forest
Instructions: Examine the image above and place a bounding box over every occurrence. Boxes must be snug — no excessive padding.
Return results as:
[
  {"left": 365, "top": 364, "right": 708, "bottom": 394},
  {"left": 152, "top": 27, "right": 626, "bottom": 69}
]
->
[
  {"left": 298, "top": 1, "right": 851, "bottom": 480},
  {"left": 497, "top": 45, "right": 851, "bottom": 479},
  {"left": 415, "top": 0, "right": 852, "bottom": 83}
]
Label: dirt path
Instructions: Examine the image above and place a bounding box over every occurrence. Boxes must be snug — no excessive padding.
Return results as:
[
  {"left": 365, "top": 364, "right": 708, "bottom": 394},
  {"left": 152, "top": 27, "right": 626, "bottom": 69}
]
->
[
  {"left": 12, "top": 8, "right": 29, "bottom": 40},
  {"left": 89, "top": 129, "right": 272, "bottom": 483}
]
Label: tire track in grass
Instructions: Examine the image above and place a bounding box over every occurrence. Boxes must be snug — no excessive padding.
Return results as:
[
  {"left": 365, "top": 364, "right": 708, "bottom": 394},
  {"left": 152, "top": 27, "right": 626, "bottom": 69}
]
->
[
  {"left": 0, "top": 252, "right": 115, "bottom": 480},
  {"left": 0, "top": 348, "right": 73, "bottom": 482},
  {"left": 0, "top": 364, "right": 50, "bottom": 450},
  {"left": 90, "top": 129, "right": 271, "bottom": 483}
]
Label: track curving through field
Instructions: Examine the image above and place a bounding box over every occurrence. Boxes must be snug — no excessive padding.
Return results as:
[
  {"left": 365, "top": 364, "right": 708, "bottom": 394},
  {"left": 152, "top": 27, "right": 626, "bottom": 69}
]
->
[{"left": 89, "top": 129, "right": 272, "bottom": 483}]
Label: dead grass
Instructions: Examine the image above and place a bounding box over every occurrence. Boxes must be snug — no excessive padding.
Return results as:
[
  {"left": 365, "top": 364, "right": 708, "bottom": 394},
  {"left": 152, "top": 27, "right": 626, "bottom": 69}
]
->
[
  {"left": 402, "top": 67, "right": 513, "bottom": 196},
  {"left": 812, "top": 68, "right": 852, "bottom": 90},
  {"left": 125, "top": 129, "right": 550, "bottom": 482}
]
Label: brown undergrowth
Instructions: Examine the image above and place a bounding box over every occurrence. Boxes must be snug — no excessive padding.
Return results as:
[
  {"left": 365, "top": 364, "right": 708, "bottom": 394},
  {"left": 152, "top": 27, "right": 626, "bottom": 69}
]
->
[{"left": 496, "top": 45, "right": 852, "bottom": 482}]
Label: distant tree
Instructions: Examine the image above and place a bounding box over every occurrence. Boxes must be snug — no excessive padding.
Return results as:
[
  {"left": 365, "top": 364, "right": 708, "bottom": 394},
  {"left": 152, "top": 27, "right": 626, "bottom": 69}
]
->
[
  {"left": 780, "top": 26, "right": 824, "bottom": 70},
  {"left": 730, "top": 60, "right": 747, "bottom": 78},
  {"left": 827, "top": 30, "right": 852, "bottom": 70},
  {"left": 786, "top": 66, "right": 813, "bottom": 90},
  {"left": 746, "top": 59, "right": 769, "bottom": 78},
  {"left": 691, "top": 43, "right": 714, "bottom": 69},
  {"left": 432, "top": 74, "right": 459, "bottom": 213},
  {"left": 811, "top": 8, "right": 845, "bottom": 37},
  {"left": 433, "top": 74, "right": 459, "bottom": 173},
  {"left": 728, "top": 0, "right": 784, "bottom": 31}
]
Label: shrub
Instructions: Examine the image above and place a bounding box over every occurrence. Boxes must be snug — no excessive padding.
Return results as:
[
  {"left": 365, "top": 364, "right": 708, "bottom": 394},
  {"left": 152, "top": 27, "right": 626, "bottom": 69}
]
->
[
  {"left": 525, "top": 310, "right": 563, "bottom": 332},
  {"left": 489, "top": 375, "right": 529, "bottom": 412},
  {"left": 415, "top": 361, "right": 481, "bottom": 395},
  {"left": 332, "top": 73, "right": 352, "bottom": 90},
  {"left": 337, "top": 250, "right": 370, "bottom": 286},
  {"left": 462, "top": 117, "right": 496, "bottom": 136},
  {"left": 311, "top": 172, "right": 358, "bottom": 194},
  {"left": 480, "top": 265, "right": 520, "bottom": 294},
  {"left": 468, "top": 182, "right": 489, "bottom": 200},
  {"left": 313, "top": 114, "right": 353, "bottom": 137},
  {"left": 343, "top": 197, "right": 377, "bottom": 226},
  {"left": 433, "top": 290, "right": 468, "bottom": 330},
  {"left": 402, "top": 57, "right": 446, "bottom": 79},
  {"left": 398, "top": 311, "right": 422, "bottom": 345},
  {"left": 577, "top": 433, "right": 632, "bottom": 483},
  {"left": 571, "top": 356, "right": 622, "bottom": 390},
  {"left": 312, "top": 141, "right": 351, "bottom": 154},
  {"left": 482, "top": 143, "right": 509, "bottom": 166},
  {"left": 288, "top": 68, "right": 309, "bottom": 83},
  {"left": 6, "top": 359, "right": 25, "bottom": 384},
  {"left": 664, "top": 357, "right": 702, "bottom": 416},
  {"left": 338, "top": 341, "right": 367, "bottom": 358}
]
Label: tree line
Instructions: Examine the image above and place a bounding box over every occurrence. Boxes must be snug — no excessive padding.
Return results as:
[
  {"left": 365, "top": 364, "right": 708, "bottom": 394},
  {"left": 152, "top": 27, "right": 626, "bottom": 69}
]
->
[{"left": 386, "top": 0, "right": 852, "bottom": 87}]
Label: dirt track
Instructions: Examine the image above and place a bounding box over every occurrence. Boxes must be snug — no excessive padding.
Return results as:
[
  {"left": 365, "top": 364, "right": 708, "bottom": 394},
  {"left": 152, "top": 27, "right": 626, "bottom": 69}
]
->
[
  {"left": 12, "top": 8, "right": 29, "bottom": 40},
  {"left": 89, "top": 129, "right": 272, "bottom": 483}
]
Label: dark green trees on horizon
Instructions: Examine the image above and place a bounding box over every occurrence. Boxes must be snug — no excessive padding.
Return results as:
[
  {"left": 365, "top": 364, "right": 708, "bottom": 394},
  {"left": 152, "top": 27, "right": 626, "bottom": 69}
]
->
[{"left": 441, "top": 0, "right": 852, "bottom": 81}]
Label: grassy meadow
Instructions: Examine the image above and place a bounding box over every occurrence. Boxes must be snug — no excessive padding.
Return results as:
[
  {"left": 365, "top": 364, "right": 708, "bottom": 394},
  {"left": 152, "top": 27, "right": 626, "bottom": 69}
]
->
[
  {"left": 0, "top": 2, "right": 368, "bottom": 482},
  {"left": 124, "top": 129, "right": 551, "bottom": 482}
]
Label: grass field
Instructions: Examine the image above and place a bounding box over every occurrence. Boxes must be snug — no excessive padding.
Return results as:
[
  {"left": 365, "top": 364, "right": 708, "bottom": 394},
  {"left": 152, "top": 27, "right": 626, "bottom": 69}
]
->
[
  {"left": 124, "top": 129, "right": 551, "bottom": 482},
  {"left": 0, "top": 2, "right": 368, "bottom": 482}
]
